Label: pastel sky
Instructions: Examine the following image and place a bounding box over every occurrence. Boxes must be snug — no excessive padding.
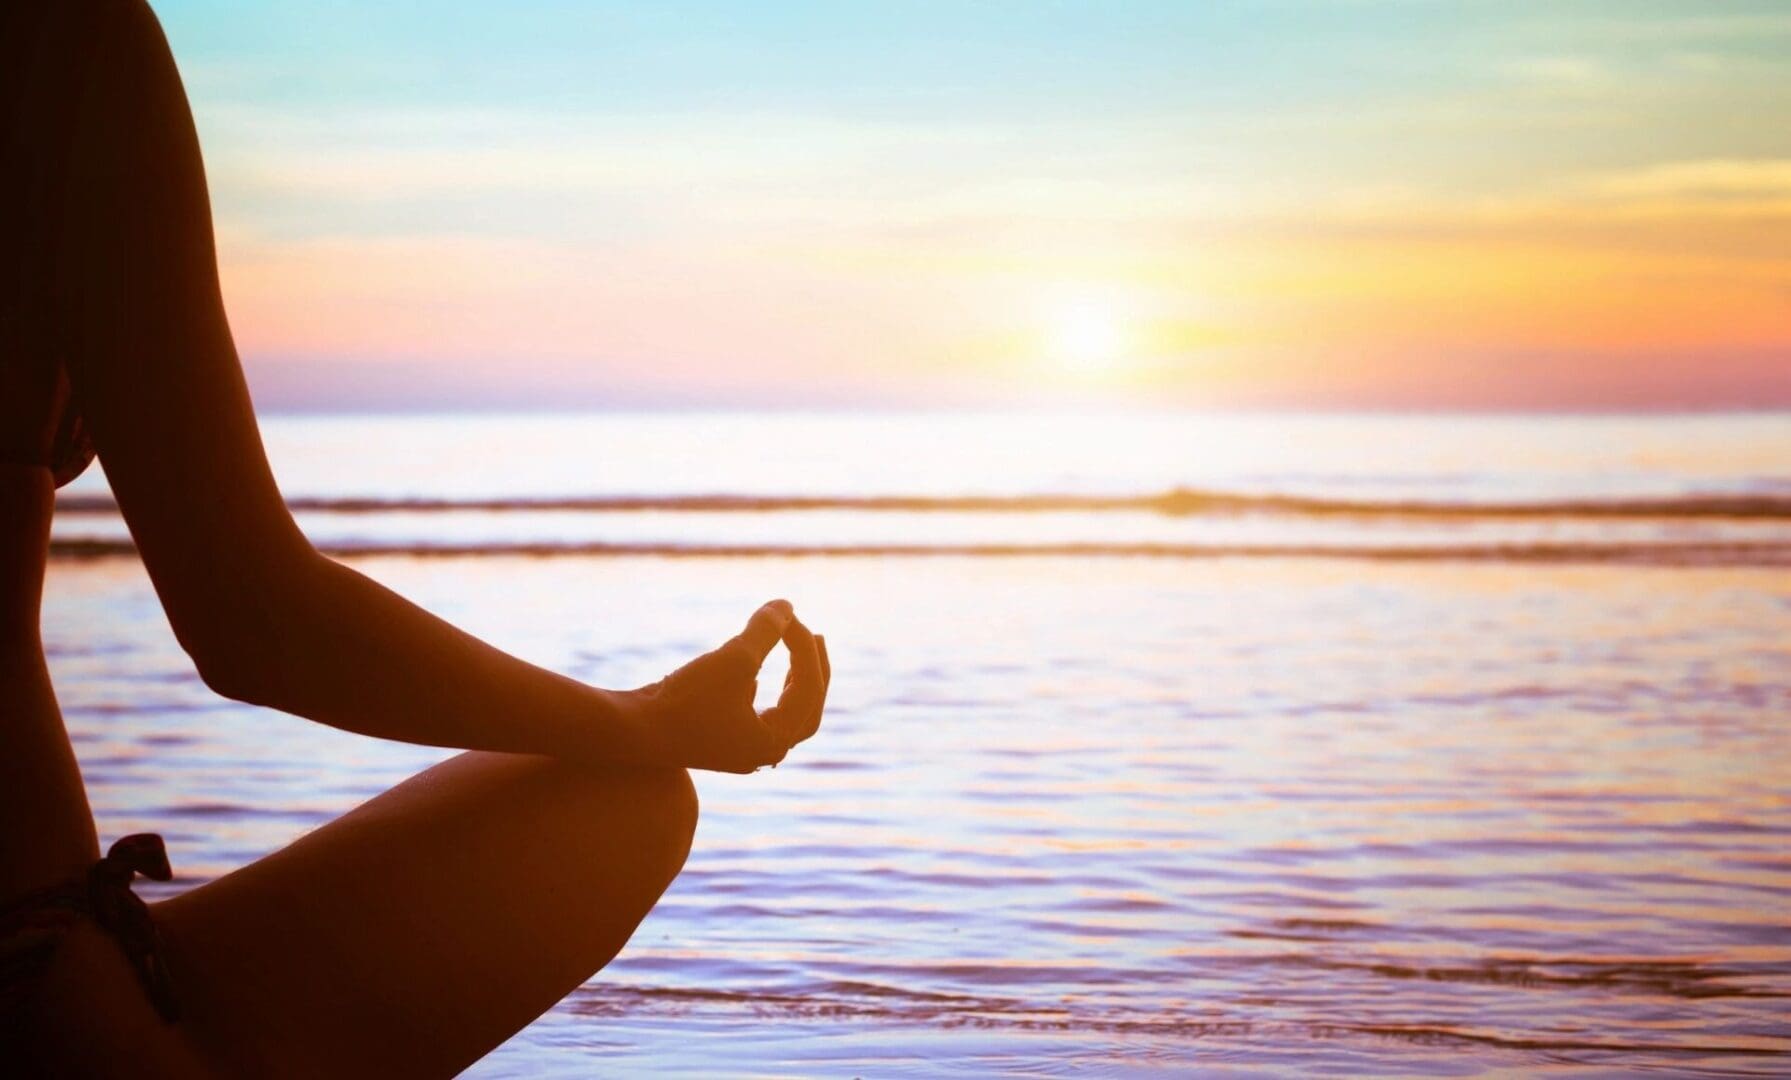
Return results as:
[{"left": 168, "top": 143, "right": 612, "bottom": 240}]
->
[{"left": 155, "top": 0, "right": 1791, "bottom": 411}]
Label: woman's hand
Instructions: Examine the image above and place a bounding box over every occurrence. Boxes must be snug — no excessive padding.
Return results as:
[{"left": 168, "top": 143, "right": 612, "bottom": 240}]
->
[{"left": 625, "top": 600, "right": 831, "bottom": 774}]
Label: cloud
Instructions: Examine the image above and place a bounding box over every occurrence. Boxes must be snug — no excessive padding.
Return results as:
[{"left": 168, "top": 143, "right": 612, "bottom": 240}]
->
[
  {"left": 1575, "top": 159, "right": 1791, "bottom": 205},
  {"left": 1501, "top": 55, "right": 1619, "bottom": 96},
  {"left": 198, "top": 104, "right": 1011, "bottom": 200},
  {"left": 1562, "top": 12, "right": 1791, "bottom": 42}
]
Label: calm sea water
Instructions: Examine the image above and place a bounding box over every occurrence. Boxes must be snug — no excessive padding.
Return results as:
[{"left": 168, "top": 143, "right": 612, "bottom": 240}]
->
[{"left": 43, "top": 412, "right": 1791, "bottom": 1075}]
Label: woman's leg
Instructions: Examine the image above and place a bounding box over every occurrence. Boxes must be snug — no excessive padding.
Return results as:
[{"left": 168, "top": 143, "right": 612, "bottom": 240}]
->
[{"left": 38, "top": 752, "right": 698, "bottom": 1078}]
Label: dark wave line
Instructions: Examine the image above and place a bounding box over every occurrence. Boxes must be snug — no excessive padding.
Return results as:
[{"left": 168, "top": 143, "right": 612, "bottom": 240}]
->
[
  {"left": 53, "top": 488, "right": 1791, "bottom": 519},
  {"left": 48, "top": 538, "right": 1791, "bottom": 566},
  {"left": 563, "top": 985, "right": 1783, "bottom": 1056}
]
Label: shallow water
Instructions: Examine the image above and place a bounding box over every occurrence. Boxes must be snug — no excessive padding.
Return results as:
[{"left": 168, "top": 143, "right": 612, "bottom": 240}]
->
[
  {"left": 40, "top": 412, "right": 1791, "bottom": 1074},
  {"left": 45, "top": 552, "right": 1791, "bottom": 1076}
]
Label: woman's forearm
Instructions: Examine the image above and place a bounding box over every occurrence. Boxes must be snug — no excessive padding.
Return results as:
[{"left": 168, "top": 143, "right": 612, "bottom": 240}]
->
[{"left": 193, "top": 549, "right": 650, "bottom": 763}]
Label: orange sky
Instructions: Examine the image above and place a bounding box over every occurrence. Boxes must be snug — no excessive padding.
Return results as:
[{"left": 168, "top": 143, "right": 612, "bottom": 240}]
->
[{"left": 157, "top": 2, "right": 1791, "bottom": 410}]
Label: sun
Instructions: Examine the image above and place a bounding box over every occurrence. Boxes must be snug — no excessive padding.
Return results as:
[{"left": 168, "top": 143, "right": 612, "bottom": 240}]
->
[{"left": 1047, "top": 298, "right": 1129, "bottom": 375}]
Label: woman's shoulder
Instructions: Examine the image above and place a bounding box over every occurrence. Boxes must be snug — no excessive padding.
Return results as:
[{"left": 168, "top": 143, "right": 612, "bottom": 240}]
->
[
  {"left": 4, "top": 0, "right": 159, "bottom": 42},
  {"left": 4, "top": 0, "right": 170, "bottom": 96},
  {"left": 4, "top": 0, "right": 184, "bottom": 186},
  {"left": 14, "top": 0, "right": 172, "bottom": 60}
]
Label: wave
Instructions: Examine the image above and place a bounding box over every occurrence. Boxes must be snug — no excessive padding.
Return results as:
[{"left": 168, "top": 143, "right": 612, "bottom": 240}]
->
[
  {"left": 52, "top": 488, "right": 1791, "bottom": 519},
  {"left": 48, "top": 538, "right": 1791, "bottom": 566},
  {"left": 561, "top": 965, "right": 1785, "bottom": 1055}
]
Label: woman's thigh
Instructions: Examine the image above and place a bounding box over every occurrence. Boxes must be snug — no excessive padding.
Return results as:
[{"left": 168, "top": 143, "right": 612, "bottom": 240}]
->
[
  {"left": 11, "top": 918, "right": 212, "bottom": 1077},
  {"left": 153, "top": 751, "right": 698, "bottom": 1078}
]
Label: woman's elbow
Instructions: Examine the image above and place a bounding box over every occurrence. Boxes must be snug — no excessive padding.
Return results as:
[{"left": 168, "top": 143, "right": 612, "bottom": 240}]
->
[
  {"left": 169, "top": 561, "right": 317, "bottom": 707},
  {"left": 189, "top": 637, "right": 280, "bottom": 706},
  {"left": 182, "top": 616, "right": 286, "bottom": 706}
]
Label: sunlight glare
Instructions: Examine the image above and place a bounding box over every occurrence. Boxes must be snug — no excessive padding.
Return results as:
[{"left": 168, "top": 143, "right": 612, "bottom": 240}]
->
[{"left": 1048, "top": 298, "right": 1129, "bottom": 376}]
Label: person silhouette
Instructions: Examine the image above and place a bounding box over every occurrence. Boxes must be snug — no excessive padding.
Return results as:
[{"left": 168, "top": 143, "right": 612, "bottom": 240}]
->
[{"left": 0, "top": 1, "right": 830, "bottom": 1074}]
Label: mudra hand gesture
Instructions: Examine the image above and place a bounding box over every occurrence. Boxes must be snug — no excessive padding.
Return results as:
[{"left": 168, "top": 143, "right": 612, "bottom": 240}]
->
[{"left": 627, "top": 600, "right": 831, "bottom": 774}]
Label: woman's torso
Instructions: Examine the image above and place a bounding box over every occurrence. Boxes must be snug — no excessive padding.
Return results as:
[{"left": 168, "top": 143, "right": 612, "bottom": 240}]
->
[
  {"left": 1, "top": 0, "right": 109, "bottom": 909},
  {"left": 2, "top": 0, "right": 97, "bottom": 488}
]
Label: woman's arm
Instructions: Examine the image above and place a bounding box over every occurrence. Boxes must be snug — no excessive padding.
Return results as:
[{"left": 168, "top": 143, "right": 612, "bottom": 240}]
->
[{"left": 52, "top": 1, "right": 823, "bottom": 770}]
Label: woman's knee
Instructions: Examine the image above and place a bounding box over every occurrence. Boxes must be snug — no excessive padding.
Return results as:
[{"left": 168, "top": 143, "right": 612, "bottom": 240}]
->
[
  {"left": 628, "top": 765, "right": 698, "bottom": 884},
  {"left": 538, "top": 761, "right": 697, "bottom": 886}
]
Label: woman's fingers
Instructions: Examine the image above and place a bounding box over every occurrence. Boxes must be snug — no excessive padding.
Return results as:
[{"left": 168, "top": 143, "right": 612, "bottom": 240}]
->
[
  {"left": 744, "top": 711, "right": 789, "bottom": 771},
  {"left": 820, "top": 634, "right": 831, "bottom": 734},
  {"left": 729, "top": 599, "right": 793, "bottom": 673},
  {"left": 763, "top": 616, "right": 823, "bottom": 748},
  {"left": 719, "top": 602, "right": 829, "bottom": 768},
  {"left": 788, "top": 635, "right": 829, "bottom": 742}
]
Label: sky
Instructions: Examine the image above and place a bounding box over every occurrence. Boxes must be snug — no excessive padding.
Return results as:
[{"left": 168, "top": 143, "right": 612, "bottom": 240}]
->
[{"left": 153, "top": 0, "right": 1791, "bottom": 411}]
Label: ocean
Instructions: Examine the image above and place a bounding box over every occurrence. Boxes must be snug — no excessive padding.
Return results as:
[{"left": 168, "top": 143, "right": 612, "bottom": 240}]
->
[{"left": 42, "top": 411, "right": 1791, "bottom": 1075}]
